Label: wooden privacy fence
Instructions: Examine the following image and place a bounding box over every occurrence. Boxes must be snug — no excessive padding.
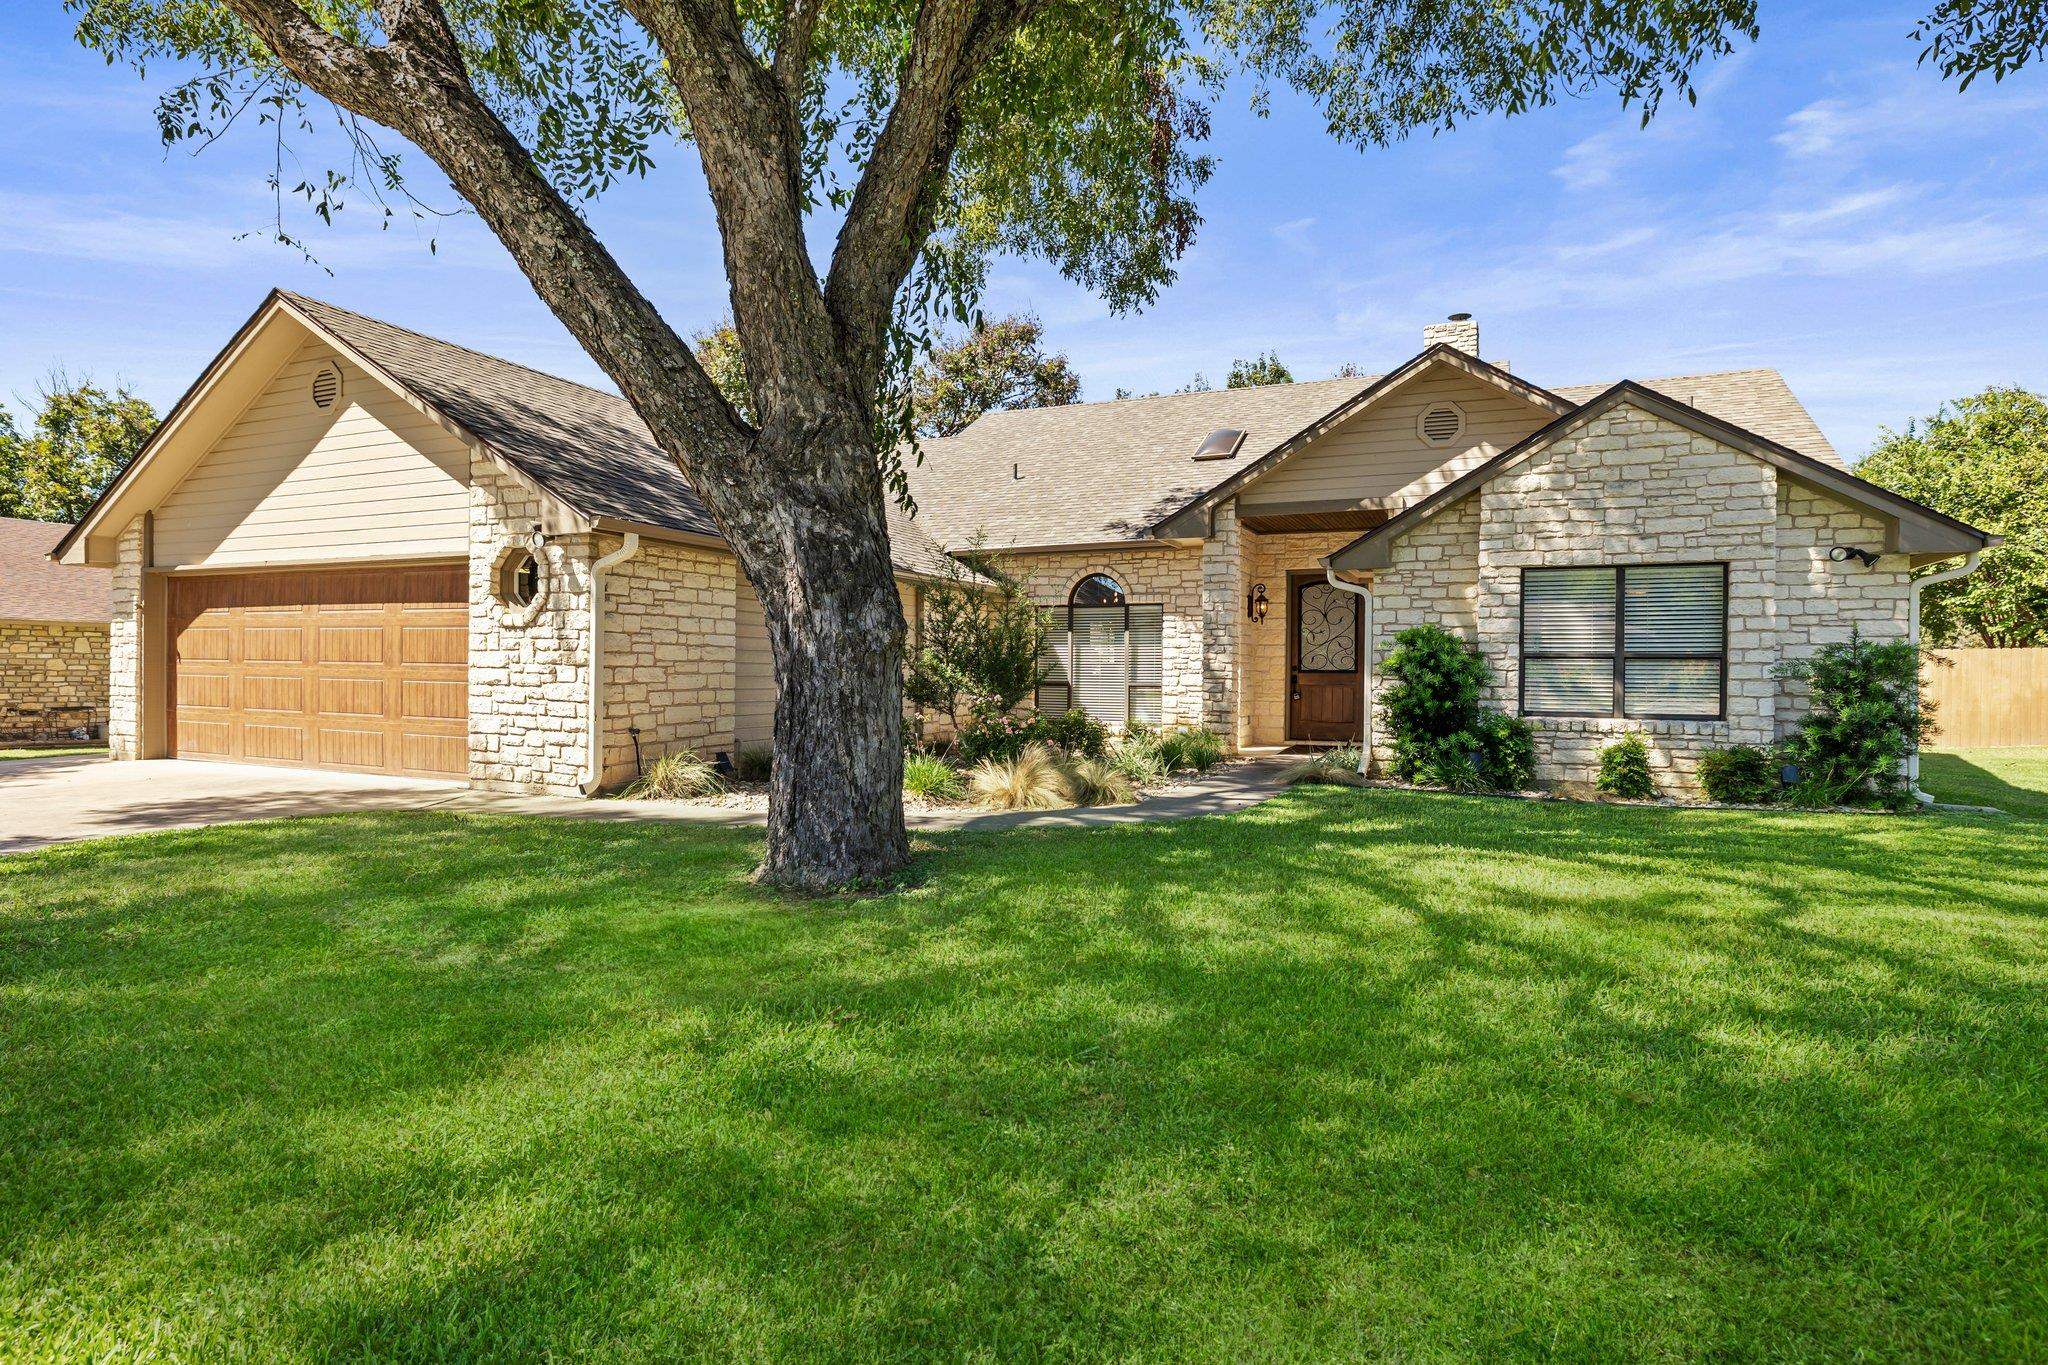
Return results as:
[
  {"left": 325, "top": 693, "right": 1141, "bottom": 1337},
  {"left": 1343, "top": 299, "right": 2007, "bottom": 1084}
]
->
[{"left": 1922, "top": 648, "right": 2048, "bottom": 749}]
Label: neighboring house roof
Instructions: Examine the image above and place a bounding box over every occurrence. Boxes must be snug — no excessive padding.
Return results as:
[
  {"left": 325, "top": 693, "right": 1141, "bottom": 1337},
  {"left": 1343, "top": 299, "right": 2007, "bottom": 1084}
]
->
[
  {"left": 276, "top": 293, "right": 961, "bottom": 581},
  {"left": 1326, "top": 382, "right": 1996, "bottom": 573},
  {"left": 905, "top": 353, "right": 1848, "bottom": 552},
  {"left": 0, "top": 518, "right": 109, "bottom": 624}
]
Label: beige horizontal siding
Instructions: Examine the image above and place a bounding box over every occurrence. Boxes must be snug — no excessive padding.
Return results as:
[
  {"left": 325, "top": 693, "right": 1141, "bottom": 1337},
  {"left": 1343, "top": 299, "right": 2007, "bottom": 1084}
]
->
[
  {"left": 153, "top": 338, "right": 472, "bottom": 569},
  {"left": 1241, "top": 370, "right": 1552, "bottom": 509}
]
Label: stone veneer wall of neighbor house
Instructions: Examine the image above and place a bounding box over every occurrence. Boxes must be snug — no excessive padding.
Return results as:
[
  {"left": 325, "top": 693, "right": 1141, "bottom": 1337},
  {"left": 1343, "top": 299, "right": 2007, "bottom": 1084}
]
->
[
  {"left": 467, "top": 462, "right": 596, "bottom": 795},
  {"left": 1238, "top": 521, "right": 1381, "bottom": 748},
  {"left": 1359, "top": 495, "right": 1484, "bottom": 772},
  {"left": 108, "top": 518, "right": 146, "bottom": 760},
  {"left": 0, "top": 622, "right": 110, "bottom": 743},
  {"left": 1471, "top": 403, "right": 1783, "bottom": 794},
  {"left": 596, "top": 537, "right": 738, "bottom": 789},
  {"left": 996, "top": 543, "right": 1207, "bottom": 728},
  {"left": 1773, "top": 482, "right": 1912, "bottom": 737}
]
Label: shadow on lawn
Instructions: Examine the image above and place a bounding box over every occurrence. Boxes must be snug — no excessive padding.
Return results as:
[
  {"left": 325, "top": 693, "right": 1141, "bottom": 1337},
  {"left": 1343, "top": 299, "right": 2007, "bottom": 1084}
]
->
[
  {"left": 1919, "top": 750, "right": 2048, "bottom": 820},
  {"left": 3, "top": 794, "right": 2046, "bottom": 1357}
]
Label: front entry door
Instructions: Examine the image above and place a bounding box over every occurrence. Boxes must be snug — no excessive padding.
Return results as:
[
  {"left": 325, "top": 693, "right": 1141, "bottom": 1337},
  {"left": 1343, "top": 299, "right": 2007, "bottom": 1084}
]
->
[{"left": 1288, "top": 574, "right": 1363, "bottom": 742}]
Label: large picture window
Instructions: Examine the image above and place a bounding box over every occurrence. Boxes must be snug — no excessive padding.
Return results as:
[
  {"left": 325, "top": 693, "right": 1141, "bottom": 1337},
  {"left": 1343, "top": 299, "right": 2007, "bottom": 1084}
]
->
[
  {"left": 1036, "top": 575, "right": 1163, "bottom": 726},
  {"left": 1520, "top": 563, "right": 1727, "bottom": 719}
]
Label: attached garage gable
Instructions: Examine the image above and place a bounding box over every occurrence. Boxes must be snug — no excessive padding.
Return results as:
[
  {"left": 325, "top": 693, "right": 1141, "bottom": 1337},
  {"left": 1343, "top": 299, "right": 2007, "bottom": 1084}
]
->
[
  {"left": 168, "top": 566, "right": 467, "bottom": 778},
  {"left": 153, "top": 336, "right": 472, "bottom": 570}
]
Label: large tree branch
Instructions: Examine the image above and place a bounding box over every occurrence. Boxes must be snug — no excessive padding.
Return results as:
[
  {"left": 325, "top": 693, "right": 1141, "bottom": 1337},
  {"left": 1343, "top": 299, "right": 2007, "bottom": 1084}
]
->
[
  {"left": 223, "top": 0, "right": 751, "bottom": 471},
  {"left": 773, "top": 0, "right": 824, "bottom": 93},
  {"left": 823, "top": 0, "right": 1047, "bottom": 368}
]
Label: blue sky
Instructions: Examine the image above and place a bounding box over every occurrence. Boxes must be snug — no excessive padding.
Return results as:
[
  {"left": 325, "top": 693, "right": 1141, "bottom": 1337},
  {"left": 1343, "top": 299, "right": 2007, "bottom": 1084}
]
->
[{"left": 1, "top": 2, "right": 2044, "bottom": 461}]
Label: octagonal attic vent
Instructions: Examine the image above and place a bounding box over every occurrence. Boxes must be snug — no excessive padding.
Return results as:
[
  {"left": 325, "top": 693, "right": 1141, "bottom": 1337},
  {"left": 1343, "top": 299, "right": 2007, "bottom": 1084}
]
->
[
  {"left": 1417, "top": 402, "right": 1464, "bottom": 446},
  {"left": 1193, "top": 428, "right": 1246, "bottom": 461},
  {"left": 311, "top": 363, "right": 343, "bottom": 410}
]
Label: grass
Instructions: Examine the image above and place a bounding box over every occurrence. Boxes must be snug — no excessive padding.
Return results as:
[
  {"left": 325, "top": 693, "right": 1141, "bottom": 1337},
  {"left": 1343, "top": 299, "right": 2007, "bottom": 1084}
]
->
[
  {"left": 4, "top": 791, "right": 2047, "bottom": 1358},
  {"left": 1920, "top": 747, "right": 2048, "bottom": 820},
  {"left": 0, "top": 746, "right": 103, "bottom": 762}
]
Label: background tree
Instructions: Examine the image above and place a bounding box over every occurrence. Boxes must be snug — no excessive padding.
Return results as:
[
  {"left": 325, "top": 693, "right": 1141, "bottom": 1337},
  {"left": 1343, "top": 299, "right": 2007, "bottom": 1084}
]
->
[
  {"left": 1226, "top": 351, "right": 1292, "bottom": 388},
  {"left": 77, "top": 0, "right": 2007, "bottom": 889},
  {"left": 910, "top": 315, "right": 1079, "bottom": 437},
  {"left": 903, "top": 552, "right": 1048, "bottom": 732},
  {"left": 0, "top": 377, "right": 157, "bottom": 524},
  {"left": 1859, "top": 386, "right": 2048, "bottom": 647},
  {"left": 690, "top": 322, "right": 752, "bottom": 424}
]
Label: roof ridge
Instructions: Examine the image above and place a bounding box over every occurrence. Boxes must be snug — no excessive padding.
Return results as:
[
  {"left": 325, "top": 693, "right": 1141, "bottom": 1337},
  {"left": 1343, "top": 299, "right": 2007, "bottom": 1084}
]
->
[
  {"left": 279, "top": 290, "right": 635, "bottom": 412},
  {"left": 973, "top": 371, "right": 1378, "bottom": 419}
]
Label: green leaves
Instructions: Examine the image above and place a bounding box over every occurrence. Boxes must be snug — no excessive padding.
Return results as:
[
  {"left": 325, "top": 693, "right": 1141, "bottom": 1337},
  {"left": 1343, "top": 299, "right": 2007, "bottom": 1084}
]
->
[
  {"left": 0, "top": 377, "right": 158, "bottom": 524},
  {"left": 1860, "top": 387, "right": 2048, "bottom": 648}
]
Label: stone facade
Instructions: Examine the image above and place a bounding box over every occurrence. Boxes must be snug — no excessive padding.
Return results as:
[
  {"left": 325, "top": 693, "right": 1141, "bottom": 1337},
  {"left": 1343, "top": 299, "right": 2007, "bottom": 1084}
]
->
[
  {"left": 1199, "top": 501, "right": 1245, "bottom": 737},
  {"left": 1774, "top": 482, "right": 1911, "bottom": 736},
  {"left": 998, "top": 543, "right": 1207, "bottom": 726},
  {"left": 598, "top": 536, "right": 737, "bottom": 788},
  {"left": 0, "top": 621, "right": 109, "bottom": 743},
  {"left": 108, "top": 518, "right": 145, "bottom": 760},
  {"left": 467, "top": 462, "right": 595, "bottom": 795},
  {"left": 1363, "top": 496, "right": 1483, "bottom": 770},
  {"left": 1240, "top": 526, "right": 1370, "bottom": 747}
]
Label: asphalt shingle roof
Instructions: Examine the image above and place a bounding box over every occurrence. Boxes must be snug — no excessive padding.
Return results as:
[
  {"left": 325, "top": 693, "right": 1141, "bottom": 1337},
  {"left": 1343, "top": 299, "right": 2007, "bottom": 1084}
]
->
[
  {"left": 1, "top": 518, "right": 108, "bottom": 624},
  {"left": 282, "top": 293, "right": 959, "bottom": 580}
]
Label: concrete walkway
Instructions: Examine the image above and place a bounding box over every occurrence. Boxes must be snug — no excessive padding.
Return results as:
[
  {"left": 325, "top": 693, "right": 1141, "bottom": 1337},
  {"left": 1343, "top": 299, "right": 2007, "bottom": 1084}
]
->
[{"left": 1, "top": 753, "right": 1289, "bottom": 854}]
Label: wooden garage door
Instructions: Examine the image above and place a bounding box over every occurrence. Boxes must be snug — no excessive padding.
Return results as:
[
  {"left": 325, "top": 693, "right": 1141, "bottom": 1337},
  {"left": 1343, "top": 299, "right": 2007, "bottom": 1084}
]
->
[{"left": 167, "top": 565, "right": 467, "bottom": 778}]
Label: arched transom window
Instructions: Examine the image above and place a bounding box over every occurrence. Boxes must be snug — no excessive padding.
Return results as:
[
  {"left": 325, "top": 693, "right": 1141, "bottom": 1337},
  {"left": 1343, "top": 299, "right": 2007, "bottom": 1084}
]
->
[{"left": 1038, "top": 573, "right": 1163, "bottom": 727}]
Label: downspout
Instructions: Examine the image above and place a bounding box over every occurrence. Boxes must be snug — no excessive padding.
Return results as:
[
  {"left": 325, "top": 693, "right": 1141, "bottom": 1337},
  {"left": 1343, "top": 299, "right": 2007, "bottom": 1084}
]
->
[
  {"left": 1906, "top": 550, "right": 1980, "bottom": 804},
  {"left": 1325, "top": 567, "right": 1374, "bottom": 775},
  {"left": 583, "top": 532, "right": 641, "bottom": 795}
]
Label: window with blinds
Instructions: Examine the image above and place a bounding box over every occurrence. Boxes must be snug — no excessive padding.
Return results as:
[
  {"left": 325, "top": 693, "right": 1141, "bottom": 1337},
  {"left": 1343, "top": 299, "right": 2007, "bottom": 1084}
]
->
[
  {"left": 1520, "top": 563, "right": 1726, "bottom": 719},
  {"left": 1037, "top": 603, "right": 1163, "bottom": 726}
]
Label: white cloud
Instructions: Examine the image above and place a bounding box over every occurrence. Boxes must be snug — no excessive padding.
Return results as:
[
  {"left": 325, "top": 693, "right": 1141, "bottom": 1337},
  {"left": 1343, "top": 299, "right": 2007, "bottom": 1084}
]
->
[
  {"left": 1774, "top": 80, "right": 2048, "bottom": 161},
  {"left": 1272, "top": 216, "right": 1318, "bottom": 253}
]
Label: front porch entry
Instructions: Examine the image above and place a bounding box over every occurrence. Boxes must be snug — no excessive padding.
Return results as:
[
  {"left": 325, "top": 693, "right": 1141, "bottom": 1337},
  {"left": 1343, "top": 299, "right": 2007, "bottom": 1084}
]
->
[{"left": 1286, "top": 570, "right": 1365, "bottom": 743}]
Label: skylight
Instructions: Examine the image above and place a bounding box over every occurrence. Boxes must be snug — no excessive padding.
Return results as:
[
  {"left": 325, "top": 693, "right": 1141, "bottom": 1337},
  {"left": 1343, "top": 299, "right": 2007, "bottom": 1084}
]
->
[{"left": 1192, "top": 428, "right": 1246, "bottom": 461}]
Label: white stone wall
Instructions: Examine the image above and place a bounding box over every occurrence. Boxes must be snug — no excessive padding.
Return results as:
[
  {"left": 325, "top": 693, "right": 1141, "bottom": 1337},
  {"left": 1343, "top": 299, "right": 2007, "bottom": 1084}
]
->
[
  {"left": 0, "top": 621, "right": 109, "bottom": 742},
  {"left": 467, "top": 463, "right": 594, "bottom": 795},
  {"left": 1472, "top": 404, "right": 1779, "bottom": 792},
  {"left": 1774, "top": 482, "right": 1911, "bottom": 737},
  {"left": 1199, "top": 501, "right": 1245, "bottom": 740},
  {"left": 598, "top": 537, "right": 737, "bottom": 788},
  {"left": 1363, "top": 495, "right": 1483, "bottom": 771},
  {"left": 994, "top": 544, "right": 1206, "bottom": 727},
  {"left": 108, "top": 518, "right": 145, "bottom": 760}
]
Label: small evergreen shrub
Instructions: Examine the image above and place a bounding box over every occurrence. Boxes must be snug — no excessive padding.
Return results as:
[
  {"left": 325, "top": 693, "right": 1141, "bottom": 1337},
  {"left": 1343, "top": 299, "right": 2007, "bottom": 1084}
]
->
[
  {"left": 1471, "top": 712, "right": 1537, "bottom": 791},
  {"left": 1037, "top": 708, "right": 1110, "bottom": 760},
  {"left": 903, "top": 751, "right": 964, "bottom": 801},
  {"left": 968, "top": 743, "right": 1072, "bottom": 810},
  {"left": 1774, "top": 634, "right": 1929, "bottom": 808},
  {"left": 1596, "top": 735, "right": 1656, "bottom": 799},
  {"left": 1698, "top": 744, "right": 1781, "bottom": 804},
  {"left": 731, "top": 744, "right": 774, "bottom": 783},
  {"left": 625, "top": 749, "right": 725, "bottom": 800},
  {"left": 1380, "top": 625, "right": 1533, "bottom": 792},
  {"left": 957, "top": 707, "right": 1110, "bottom": 767}
]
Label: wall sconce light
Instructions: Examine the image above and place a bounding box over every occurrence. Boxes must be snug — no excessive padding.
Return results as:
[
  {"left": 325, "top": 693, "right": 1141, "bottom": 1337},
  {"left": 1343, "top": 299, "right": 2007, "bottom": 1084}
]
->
[
  {"left": 526, "top": 524, "right": 549, "bottom": 555},
  {"left": 1829, "top": 545, "right": 1880, "bottom": 568},
  {"left": 1247, "top": 582, "right": 1269, "bottom": 623}
]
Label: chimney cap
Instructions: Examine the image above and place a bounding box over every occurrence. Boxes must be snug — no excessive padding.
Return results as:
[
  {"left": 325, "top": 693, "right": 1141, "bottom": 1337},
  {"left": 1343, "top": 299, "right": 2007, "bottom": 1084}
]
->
[{"left": 1447, "top": 311, "right": 1472, "bottom": 322}]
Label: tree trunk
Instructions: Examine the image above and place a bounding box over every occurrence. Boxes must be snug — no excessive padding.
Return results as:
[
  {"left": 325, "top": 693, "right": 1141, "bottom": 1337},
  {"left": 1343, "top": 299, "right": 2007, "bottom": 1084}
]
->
[{"left": 735, "top": 421, "right": 911, "bottom": 893}]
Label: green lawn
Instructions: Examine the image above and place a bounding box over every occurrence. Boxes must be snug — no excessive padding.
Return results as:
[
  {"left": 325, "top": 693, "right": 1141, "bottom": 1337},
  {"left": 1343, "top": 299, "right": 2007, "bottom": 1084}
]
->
[
  {"left": 0, "top": 746, "right": 104, "bottom": 761},
  {"left": 4, "top": 793, "right": 2046, "bottom": 1359},
  {"left": 1921, "top": 747, "right": 2048, "bottom": 820}
]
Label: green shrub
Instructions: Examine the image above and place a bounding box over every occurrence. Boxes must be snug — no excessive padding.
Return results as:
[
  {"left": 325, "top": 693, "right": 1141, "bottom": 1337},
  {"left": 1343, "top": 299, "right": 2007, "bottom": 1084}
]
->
[
  {"left": 1108, "top": 736, "right": 1167, "bottom": 786},
  {"left": 1037, "top": 707, "right": 1110, "bottom": 760},
  {"left": 1471, "top": 712, "right": 1537, "bottom": 791},
  {"left": 1774, "top": 633, "right": 1929, "bottom": 808},
  {"left": 967, "top": 743, "right": 1072, "bottom": 810},
  {"left": 731, "top": 745, "right": 774, "bottom": 783},
  {"left": 625, "top": 749, "right": 725, "bottom": 800},
  {"left": 957, "top": 707, "right": 1110, "bottom": 767},
  {"left": 1698, "top": 744, "right": 1781, "bottom": 804},
  {"left": 1597, "top": 735, "right": 1656, "bottom": 799},
  {"left": 1153, "top": 726, "right": 1225, "bottom": 774},
  {"left": 903, "top": 751, "right": 963, "bottom": 801},
  {"left": 1280, "top": 747, "right": 1367, "bottom": 787},
  {"left": 1063, "top": 757, "right": 1137, "bottom": 806},
  {"left": 1382, "top": 623, "right": 1489, "bottom": 772}
]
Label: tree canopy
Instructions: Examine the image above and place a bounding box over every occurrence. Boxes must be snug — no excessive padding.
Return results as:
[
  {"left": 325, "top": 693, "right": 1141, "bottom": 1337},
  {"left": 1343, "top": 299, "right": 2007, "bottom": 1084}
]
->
[
  {"left": 910, "top": 315, "right": 1080, "bottom": 436},
  {"left": 0, "top": 378, "right": 157, "bottom": 525},
  {"left": 1226, "top": 351, "right": 1292, "bottom": 388},
  {"left": 1859, "top": 386, "right": 2048, "bottom": 648}
]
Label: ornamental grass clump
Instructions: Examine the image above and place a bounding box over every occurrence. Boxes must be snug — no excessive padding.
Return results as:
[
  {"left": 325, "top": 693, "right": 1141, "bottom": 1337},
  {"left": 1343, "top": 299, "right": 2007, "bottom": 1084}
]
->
[
  {"left": 731, "top": 745, "right": 774, "bottom": 783},
  {"left": 1280, "top": 747, "right": 1367, "bottom": 787},
  {"left": 625, "top": 749, "right": 725, "bottom": 800},
  {"left": 903, "top": 751, "right": 964, "bottom": 802},
  {"left": 1063, "top": 757, "right": 1137, "bottom": 806},
  {"left": 968, "top": 743, "right": 1073, "bottom": 811},
  {"left": 1596, "top": 735, "right": 1656, "bottom": 800}
]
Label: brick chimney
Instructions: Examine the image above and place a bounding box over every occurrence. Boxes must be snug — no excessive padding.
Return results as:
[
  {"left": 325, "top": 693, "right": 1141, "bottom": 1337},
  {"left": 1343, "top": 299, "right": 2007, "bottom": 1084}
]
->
[{"left": 1423, "top": 312, "right": 1479, "bottom": 357}]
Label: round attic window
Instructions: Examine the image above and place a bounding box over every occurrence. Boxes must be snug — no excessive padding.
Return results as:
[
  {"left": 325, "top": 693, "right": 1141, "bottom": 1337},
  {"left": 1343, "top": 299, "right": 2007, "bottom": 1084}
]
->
[
  {"left": 311, "top": 362, "right": 343, "bottom": 410},
  {"left": 1417, "top": 401, "right": 1465, "bottom": 447}
]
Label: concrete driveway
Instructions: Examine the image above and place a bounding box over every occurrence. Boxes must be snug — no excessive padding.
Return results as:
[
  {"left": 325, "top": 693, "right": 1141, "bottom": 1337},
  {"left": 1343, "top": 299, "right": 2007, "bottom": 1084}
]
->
[{"left": 0, "top": 755, "right": 474, "bottom": 855}]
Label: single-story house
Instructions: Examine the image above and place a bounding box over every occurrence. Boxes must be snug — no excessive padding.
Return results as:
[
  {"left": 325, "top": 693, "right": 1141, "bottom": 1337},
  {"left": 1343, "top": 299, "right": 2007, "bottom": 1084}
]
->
[
  {"left": 55, "top": 296, "right": 1994, "bottom": 796},
  {"left": 2, "top": 516, "right": 110, "bottom": 744}
]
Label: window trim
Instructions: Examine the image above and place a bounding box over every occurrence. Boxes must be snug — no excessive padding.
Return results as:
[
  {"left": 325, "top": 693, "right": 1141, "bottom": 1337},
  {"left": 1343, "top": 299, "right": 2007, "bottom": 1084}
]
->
[
  {"left": 1518, "top": 562, "right": 1728, "bottom": 721},
  {"left": 1038, "top": 574, "right": 1163, "bottom": 727}
]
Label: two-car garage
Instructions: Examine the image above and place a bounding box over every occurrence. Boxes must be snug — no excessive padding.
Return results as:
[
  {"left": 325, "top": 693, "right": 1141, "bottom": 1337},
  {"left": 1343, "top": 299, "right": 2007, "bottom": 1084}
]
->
[{"left": 166, "top": 565, "right": 469, "bottom": 780}]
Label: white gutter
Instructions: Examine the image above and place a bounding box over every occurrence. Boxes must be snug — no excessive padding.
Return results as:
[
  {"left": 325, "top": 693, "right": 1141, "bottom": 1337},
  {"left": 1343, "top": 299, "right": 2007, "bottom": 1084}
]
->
[
  {"left": 583, "top": 532, "right": 641, "bottom": 795},
  {"left": 1907, "top": 550, "right": 1980, "bottom": 803},
  {"left": 1325, "top": 568, "right": 1374, "bottom": 775}
]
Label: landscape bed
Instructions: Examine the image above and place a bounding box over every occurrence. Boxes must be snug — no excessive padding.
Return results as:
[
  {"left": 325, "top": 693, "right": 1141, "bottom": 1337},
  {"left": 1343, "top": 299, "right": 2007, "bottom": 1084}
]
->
[{"left": 2, "top": 784, "right": 2044, "bottom": 1358}]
